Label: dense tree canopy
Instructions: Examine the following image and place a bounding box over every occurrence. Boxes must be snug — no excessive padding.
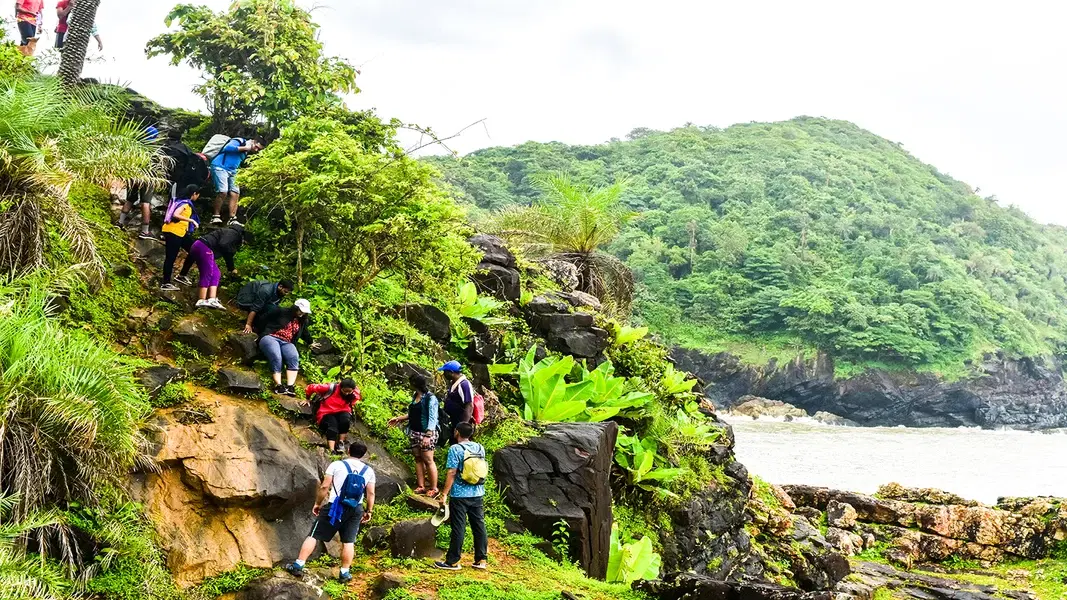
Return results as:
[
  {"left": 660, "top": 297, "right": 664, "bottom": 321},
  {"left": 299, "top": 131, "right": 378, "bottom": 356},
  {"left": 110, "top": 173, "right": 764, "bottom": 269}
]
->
[
  {"left": 429, "top": 118, "right": 1067, "bottom": 370},
  {"left": 146, "top": 0, "right": 358, "bottom": 131}
]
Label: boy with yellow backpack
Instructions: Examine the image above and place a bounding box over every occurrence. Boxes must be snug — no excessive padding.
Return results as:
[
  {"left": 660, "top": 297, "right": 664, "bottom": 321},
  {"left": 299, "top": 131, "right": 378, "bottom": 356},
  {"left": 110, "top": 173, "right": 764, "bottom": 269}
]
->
[{"left": 435, "top": 422, "right": 489, "bottom": 571}]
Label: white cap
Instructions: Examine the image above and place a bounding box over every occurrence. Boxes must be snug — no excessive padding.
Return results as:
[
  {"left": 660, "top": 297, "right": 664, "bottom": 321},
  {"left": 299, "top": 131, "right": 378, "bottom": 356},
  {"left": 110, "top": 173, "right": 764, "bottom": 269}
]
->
[{"left": 294, "top": 298, "right": 311, "bottom": 314}]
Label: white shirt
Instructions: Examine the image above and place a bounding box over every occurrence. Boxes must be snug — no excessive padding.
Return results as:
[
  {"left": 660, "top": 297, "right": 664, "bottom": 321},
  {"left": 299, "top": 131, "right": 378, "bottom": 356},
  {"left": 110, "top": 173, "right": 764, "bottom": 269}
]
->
[{"left": 324, "top": 458, "right": 376, "bottom": 503}]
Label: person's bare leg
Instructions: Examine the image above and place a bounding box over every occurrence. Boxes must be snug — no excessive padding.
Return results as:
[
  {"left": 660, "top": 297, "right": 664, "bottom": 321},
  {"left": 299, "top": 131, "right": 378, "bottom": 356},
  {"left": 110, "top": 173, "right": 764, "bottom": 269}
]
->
[
  {"left": 296, "top": 536, "right": 318, "bottom": 562},
  {"left": 272, "top": 372, "right": 282, "bottom": 386},
  {"left": 426, "top": 451, "right": 439, "bottom": 490},
  {"left": 228, "top": 192, "right": 239, "bottom": 221},
  {"left": 340, "top": 542, "right": 355, "bottom": 571},
  {"left": 286, "top": 369, "right": 298, "bottom": 386},
  {"left": 213, "top": 193, "right": 225, "bottom": 219},
  {"left": 198, "top": 287, "right": 208, "bottom": 301},
  {"left": 414, "top": 455, "right": 425, "bottom": 490},
  {"left": 327, "top": 438, "right": 336, "bottom": 452},
  {"left": 207, "top": 285, "right": 218, "bottom": 300},
  {"left": 118, "top": 201, "right": 133, "bottom": 226},
  {"left": 140, "top": 202, "right": 151, "bottom": 228}
]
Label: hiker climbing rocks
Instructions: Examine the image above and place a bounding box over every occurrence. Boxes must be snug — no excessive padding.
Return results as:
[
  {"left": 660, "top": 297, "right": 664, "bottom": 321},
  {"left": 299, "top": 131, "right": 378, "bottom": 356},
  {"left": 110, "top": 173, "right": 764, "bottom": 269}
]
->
[
  {"left": 235, "top": 278, "right": 292, "bottom": 333},
  {"left": 55, "top": 0, "right": 102, "bottom": 51},
  {"left": 435, "top": 422, "right": 489, "bottom": 572},
  {"left": 161, "top": 128, "right": 209, "bottom": 201},
  {"left": 203, "top": 135, "right": 263, "bottom": 226},
  {"left": 181, "top": 238, "right": 224, "bottom": 310},
  {"left": 286, "top": 439, "right": 375, "bottom": 584},
  {"left": 256, "top": 299, "right": 312, "bottom": 396},
  {"left": 439, "top": 360, "right": 474, "bottom": 443},
  {"left": 178, "top": 223, "right": 244, "bottom": 286},
  {"left": 305, "top": 377, "right": 362, "bottom": 455},
  {"left": 388, "top": 373, "right": 440, "bottom": 497},
  {"left": 159, "top": 184, "right": 200, "bottom": 292},
  {"left": 118, "top": 126, "right": 161, "bottom": 239},
  {"left": 15, "top": 0, "right": 43, "bottom": 55}
]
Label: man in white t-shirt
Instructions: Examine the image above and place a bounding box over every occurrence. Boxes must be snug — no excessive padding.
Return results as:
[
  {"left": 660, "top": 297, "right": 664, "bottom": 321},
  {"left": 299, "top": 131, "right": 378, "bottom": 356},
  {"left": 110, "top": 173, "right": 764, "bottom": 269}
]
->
[{"left": 286, "top": 440, "right": 376, "bottom": 583}]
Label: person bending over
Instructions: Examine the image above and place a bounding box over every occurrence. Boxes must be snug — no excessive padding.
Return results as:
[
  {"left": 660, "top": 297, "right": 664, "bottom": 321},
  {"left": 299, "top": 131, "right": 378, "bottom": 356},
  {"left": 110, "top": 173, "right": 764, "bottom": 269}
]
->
[
  {"left": 256, "top": 299, "right": 312, "bottom": 396},
  {"left": 235, "top": 278, "right": 292, "bottom": 333},
  {"left": 305, "top": 378, "right": 362, "bottom": 455}
]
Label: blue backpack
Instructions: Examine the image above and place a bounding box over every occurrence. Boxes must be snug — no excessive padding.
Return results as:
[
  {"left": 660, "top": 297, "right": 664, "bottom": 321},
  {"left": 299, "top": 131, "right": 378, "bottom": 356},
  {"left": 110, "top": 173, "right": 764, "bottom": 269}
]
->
[{"left": 328, "top": 461, "right": 370, "bottom": 525}]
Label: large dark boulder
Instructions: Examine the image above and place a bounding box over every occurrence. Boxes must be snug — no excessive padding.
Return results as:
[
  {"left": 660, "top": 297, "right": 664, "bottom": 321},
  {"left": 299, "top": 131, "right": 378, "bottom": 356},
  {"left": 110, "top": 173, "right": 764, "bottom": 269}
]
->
[
  {"left": 140, "top": 365, "right": 185, "bottom": 397},
  {"left": 472, "top": 263, "right": 520, "bottom": 302},
  {"left": 399, "top": 304, "right": 451, "bottom": 345},
  {"left": 227, "top": 332, "right": 260, "bottom": 364},
  {"left": 389, "top": 519, "right": 441, "bottom": 560},
  {"left": 635, "top": 573, "right": 833, "bottom": 600},
  {"left": 494, "top": 422, "right": 617, "bottom": 578},
  {"left": 547, "top": 328, "right": 610, "bottom": 358},
  {"left": 528, "top": 312, "right": 595, "bottom": 335},
  {"left": 218, "top": 368, "right": 263, "bottom": 394},
  {"left": 173, "top": 316, "right": 224, "bottom": 356},
  {"left": 384, "top": 362, "right": 433, "bottom": 386},
  {"left": 469, "top": 234, "right": 516, "bottom": 269}
]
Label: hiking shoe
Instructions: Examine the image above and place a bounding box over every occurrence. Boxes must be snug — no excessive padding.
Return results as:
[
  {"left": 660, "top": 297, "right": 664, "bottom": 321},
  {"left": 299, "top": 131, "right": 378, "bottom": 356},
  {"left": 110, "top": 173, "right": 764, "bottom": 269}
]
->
[
  {"left": 195, "top": 299, "right": 210, "bottom": 309},
  {"left": 472, "top": 560, "right": 488, "bottom": 570},
  {"left": 284, "top": 563, "right": 304, "bottom": 579},
  {"left": 227, "top": 218, "right": 244, "bottom": 227},
  {"left": 210, "top": 215, "right": 223, "bottom": 225},
  {"left": 434, "top": 561, "right": 461, "bottom": 571},
  {"left": 337, "top": 571, "right": 352, "bottom": 583},
  {"left": 173, "top": 276, "right": 192, "bottom": 286},
  {"left": 283, "top": 385, "right": 297, "bottom": 397},
  {"left": 137, "top": 230, "right": 155, "bottom": 240},
  {"left": 207, "top": 298, "right": 225, "bottom": 310},
  {"left": 273, "top": 384, "right": 287, "bottom": 395},
  {"left": 159, "top": 284, "right": 180, "bottom": 292}
]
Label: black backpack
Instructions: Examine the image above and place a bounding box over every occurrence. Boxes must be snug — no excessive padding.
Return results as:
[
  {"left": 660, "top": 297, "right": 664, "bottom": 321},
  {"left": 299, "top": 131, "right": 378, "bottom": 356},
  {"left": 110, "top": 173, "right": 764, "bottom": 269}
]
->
[
  {"left": 435, "top": 402, "right": 450, "bottom": 449},
  {"left": 308, "top": 383, "right": 337, "bottom": 417}
]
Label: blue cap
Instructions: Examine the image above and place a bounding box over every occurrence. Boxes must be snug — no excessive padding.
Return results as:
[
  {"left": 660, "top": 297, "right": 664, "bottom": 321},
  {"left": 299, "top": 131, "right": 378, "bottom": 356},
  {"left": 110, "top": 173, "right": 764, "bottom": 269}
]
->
[{"left": 438, "top": 360, "right": 462, "bottom": 373}]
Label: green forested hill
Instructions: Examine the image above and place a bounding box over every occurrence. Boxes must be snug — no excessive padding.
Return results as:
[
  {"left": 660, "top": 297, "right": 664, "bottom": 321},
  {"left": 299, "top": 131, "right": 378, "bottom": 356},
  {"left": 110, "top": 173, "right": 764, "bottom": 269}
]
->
[{"left": 429, "top": 117, "right": 1067, "bottom": 373}]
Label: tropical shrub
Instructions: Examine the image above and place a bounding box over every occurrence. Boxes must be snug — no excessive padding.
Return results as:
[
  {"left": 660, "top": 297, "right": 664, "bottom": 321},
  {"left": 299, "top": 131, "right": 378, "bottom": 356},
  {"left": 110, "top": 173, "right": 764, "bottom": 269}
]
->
[
  {"left": 614, "top": 433, "right": 688, "bottom": 498},
  {"left": 515, "top": 348, "right": 652, "bottom": 422},
  {"left": 606, "top": 524, "right": 661, "bottom": 584}
]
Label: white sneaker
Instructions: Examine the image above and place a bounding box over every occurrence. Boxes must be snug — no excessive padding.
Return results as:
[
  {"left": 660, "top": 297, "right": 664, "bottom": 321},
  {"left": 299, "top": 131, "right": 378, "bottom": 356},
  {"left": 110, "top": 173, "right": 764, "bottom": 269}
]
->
[
  {"left": 195, "top": 299, "right": 210, "bottom": 308},
  {"left": 227, "top": 218, "right": 243, "bottom": 227},
  {"left": 160, "top": 284, "right": 180, "bottom": 292},
  {"left": 174, "top": 276, "right": 192, "bottom": 286},
  {"left": 207, "top": 298, "right": 225, "bottom": 309},
  {"left": 210, "top": 216, "right": 223, "bottom": 225}
]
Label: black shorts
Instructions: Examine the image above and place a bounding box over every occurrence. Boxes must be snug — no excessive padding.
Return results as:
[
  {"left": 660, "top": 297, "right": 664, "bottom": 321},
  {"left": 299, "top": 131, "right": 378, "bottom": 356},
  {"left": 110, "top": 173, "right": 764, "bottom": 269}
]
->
[
  {"left": 319, "top": 412, "right": 351, "bottom": 441},
  {"left": 18, "top": 21, "right": 36, "bottom": 45},
  {"left": 309, "top": 503, "right": 363, "bottom": 544},
  {"left": 127, "top": 182, "right": 153, "bottom": 205}
]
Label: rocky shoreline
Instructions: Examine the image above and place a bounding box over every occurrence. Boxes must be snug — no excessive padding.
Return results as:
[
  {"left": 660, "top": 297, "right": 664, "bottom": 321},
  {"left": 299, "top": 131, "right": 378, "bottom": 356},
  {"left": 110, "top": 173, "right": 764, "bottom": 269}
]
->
[{"left": 672, "top": 348, "right": 1067, "bottom": 430}]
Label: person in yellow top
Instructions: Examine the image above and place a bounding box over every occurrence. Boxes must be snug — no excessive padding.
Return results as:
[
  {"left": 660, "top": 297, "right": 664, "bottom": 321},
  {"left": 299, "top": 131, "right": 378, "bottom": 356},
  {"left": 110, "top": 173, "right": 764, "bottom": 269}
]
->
[{"left": 160, "top": 185, "right": 201, "bottom": 292}]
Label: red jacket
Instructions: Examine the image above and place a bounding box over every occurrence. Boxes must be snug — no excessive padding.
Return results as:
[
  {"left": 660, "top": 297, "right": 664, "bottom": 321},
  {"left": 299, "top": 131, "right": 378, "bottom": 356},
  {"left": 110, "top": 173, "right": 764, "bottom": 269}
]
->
[{"left": 306, "top": 383, "right": 361, "bottom": 423}]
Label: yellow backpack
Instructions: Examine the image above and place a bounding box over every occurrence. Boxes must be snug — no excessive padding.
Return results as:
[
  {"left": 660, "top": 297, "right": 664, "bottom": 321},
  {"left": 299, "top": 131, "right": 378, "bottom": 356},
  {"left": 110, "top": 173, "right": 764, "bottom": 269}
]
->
[{"left": 458, "top": 443, "right": 488, "bottom": 485}]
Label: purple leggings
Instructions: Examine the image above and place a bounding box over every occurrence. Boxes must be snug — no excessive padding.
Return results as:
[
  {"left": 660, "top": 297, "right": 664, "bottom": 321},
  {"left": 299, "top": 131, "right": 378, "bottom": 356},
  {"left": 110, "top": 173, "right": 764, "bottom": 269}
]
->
[{"left": 188, "top": 240, "right": 221, "bottom": 288}]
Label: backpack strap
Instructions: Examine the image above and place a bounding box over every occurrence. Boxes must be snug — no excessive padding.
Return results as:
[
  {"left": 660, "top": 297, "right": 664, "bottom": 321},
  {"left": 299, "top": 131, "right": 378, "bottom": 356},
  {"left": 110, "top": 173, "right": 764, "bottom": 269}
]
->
[
  {"left": 333, "top": 460, "right": 354, "bottom": 498},
  {"left": 358, "top": 464, "right": 369, "bottom": 478}
]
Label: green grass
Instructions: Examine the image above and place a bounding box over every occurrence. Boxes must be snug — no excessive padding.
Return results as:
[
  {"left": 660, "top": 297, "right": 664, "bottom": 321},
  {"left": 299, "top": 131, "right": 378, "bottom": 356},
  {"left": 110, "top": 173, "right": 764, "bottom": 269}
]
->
[
  {"left": 192, "top": 564, "right": 267, "bottom": 598},
  {"left": 151, "top": 381, "right": 194, "bottom": 408},
  {"left": 913, "top": 558, "right": 1067, "bottom": 600}
]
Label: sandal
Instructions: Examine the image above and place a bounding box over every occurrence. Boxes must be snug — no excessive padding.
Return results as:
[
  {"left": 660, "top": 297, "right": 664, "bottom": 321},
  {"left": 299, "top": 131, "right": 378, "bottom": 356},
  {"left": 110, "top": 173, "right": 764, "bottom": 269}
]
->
[
  {"left": 427, "top": 488, "right": 440, "bottom": 499},
  {"left": 413, "top": 487, "right": 427, "bottom": 495}
]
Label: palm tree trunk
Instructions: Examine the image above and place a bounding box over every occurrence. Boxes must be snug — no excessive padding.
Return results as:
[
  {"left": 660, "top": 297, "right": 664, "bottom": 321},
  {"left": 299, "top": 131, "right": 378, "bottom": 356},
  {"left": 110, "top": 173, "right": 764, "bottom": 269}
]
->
[{"left": 58, "top": 0, "right": 101, "bottom": 88}]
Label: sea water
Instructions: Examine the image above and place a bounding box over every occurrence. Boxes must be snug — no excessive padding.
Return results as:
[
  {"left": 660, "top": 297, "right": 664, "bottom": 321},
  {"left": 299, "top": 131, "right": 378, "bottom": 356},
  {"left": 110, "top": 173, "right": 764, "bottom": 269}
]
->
[{"left": 723, "top": 415, "right": 1067, "bottom": 504}]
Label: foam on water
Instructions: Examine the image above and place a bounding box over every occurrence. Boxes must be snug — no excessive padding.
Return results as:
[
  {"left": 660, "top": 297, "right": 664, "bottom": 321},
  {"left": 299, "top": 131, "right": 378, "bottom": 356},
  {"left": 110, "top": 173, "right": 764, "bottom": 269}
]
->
[{"left": 725, "top": 416, "right": 1067, "bottom": 504}]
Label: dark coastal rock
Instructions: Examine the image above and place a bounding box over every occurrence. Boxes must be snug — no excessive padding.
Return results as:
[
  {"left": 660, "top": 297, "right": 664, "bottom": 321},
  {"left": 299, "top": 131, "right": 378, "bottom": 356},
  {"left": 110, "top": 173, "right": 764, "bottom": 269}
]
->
[
  {"left": 663, "top": 469, "right": 759, "bottom": 578},
  {"left": 472, "top": 263, "right": 520, "bottom": 302},
  {"left": 635, "top": 573, "right": 834, "bottom": 600},
  {"left": 730, "top": 396, "right": 808, "bottom": 420},
  {"left": 218, "top": 368, "right": 262, "bottom": 394},
  {"left": 547, "top": 327, "right": 609, "bottom": 358},
  {"left": 540, "top": 259, "right": 579, "bottom": 292},
  {"left": 671, "top": 347, "right": 1067, "bottom": 430},
  {"left": 140, "top": 365, "right": 185, "bottom": 397},
  {"left": 494, "top": 422, "right": 618, "bottom": 578},
  {"left": 226, "top": 332, "right": 260, "bottom": 364},
  {"left": 389, "top": 519, "right": 441, "bottom": 560},
  {"left": 528, "top": 312, "right": 595, "bottom": 334},
  {"left": 469, "top": 234, "right": 516, "bottom": 269},
  {"left": 525, "top": 296, "right": 570, "bottom": 314},
  {"left": 173, "top": 316, "right": 224, "bottom": 355},
  {"left": 837, "top": 561, "right": 1037, "bottom": 600},
  {"left": 399, "top": 304, "right": 451, "bottom": 344}
]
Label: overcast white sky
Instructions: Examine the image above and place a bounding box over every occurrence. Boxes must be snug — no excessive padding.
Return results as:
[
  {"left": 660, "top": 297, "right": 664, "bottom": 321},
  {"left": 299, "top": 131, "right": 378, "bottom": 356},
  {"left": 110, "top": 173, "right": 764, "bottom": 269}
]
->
[{"left": 28, "top": 1, "right": 1067, "bottom": 224}]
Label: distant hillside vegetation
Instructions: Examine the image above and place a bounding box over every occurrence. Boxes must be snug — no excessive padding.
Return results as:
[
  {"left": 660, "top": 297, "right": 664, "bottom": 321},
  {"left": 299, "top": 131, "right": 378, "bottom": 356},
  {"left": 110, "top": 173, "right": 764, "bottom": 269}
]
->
[{"left": 428, "top": 118, "right": 1067, "bottom": 374}]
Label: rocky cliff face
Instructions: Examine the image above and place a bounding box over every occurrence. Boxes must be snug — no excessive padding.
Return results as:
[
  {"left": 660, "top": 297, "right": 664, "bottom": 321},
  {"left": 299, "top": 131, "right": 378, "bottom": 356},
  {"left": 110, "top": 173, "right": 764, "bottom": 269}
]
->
[{"left": 672, "top": 348, "right": 1067, "bottom": 429}]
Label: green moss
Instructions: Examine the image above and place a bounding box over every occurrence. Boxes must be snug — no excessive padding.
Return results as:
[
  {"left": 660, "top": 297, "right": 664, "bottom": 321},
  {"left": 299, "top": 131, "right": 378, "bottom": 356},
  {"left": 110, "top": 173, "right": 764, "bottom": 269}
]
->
[
  {"left": 152, "top": 381, "right": 193, "bottom": 408},
  {"left": 192, "top": 564, "right": 267, "bottom": 598}
]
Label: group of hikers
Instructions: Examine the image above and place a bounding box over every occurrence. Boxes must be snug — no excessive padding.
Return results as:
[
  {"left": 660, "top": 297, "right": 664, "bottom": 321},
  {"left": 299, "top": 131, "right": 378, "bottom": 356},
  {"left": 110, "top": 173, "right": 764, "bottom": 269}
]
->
[
  {"left": 15, "top": 0, "right": 103, "bottom": 56},
  {"left": 286, "top": 363, "right": 489, "bottom": 582}
]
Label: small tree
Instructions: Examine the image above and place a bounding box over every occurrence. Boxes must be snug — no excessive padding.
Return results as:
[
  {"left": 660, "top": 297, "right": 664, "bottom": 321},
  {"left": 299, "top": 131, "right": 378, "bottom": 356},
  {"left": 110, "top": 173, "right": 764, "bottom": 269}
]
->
[
  {"left": 490, "top": 174, "right": 637, "bottom": 313},
  {"left": 240, "top": 117, "right": 475, "bottom": 288},
  {"left": 146, "top": 0, "right": 358, "bottom": 131}
]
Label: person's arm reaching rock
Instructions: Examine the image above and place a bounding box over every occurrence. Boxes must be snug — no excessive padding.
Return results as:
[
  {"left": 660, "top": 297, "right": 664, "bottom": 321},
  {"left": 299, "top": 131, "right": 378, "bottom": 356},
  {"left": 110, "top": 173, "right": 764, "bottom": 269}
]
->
[
  {"left": 362, "top": 483, "right": 374, "bottom": 524},
  {"left": 313, "top": 474, "right": 333, "bottom": 516}
]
